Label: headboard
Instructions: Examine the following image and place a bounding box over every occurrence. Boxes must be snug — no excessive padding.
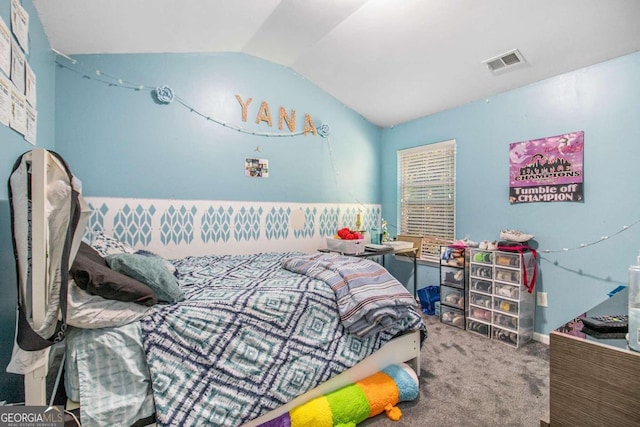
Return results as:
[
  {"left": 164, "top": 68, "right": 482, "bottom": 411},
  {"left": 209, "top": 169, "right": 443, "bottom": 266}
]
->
[{"left": 84, "top": 197, "right": 382, "bottom": 258}]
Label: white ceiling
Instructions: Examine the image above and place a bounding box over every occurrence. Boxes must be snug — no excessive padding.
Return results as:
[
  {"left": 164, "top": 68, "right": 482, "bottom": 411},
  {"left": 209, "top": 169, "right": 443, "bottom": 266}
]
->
[{"left": 33, "top": 0, "right": 640, "bottom": 127}]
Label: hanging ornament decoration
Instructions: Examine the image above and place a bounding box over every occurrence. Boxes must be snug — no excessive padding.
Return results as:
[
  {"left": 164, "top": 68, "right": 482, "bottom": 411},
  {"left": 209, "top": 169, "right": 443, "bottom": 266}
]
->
[
  {"left": 316, "top": 122, "right": 331, "bottom": 138},
  {"left": 155, "top": 85, "right": 175, "bottom": 104}
]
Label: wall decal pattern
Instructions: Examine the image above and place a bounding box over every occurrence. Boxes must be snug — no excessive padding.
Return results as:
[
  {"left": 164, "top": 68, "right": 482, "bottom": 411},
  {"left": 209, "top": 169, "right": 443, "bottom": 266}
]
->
[
  {"left": 113, "top": 204, "right": 156, "bottom": 247},
  {"left": 234, "top": 206, "right": 263, "bottom": 242},
  {"left": 161, "top": 205, "right": 197, "bottom": 245},
  {"left": 319, "top": 207, "right": 341, "bottom": 237},
  {"left": 265, "top": 207, "right": 291, "bottom": 240},
  {"left": 293, "top": 207, "right": 317, "bottom": 239},
  {"left": 201, "top": 206, "right": 233, "bottom": 243},
  {"left": 85, "top": 198, "right": 381, "bottom": 257}
]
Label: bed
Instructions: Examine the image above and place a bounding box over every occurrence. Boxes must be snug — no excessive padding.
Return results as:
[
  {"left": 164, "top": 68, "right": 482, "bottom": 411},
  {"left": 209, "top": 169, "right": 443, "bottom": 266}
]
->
[{"left": 8, "top": 149, "right": 427, "bottom": 427}]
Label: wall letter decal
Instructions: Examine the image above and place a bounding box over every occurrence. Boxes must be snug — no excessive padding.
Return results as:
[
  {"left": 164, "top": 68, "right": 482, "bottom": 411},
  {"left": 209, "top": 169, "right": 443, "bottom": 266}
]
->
[
  {"left": 279, "top": 107, "right": 296, "bottom": 132},
  {"left": 235, "top": 94, "right": 253, "bottom": 122},
  {"left": 303, "top": 114, "right": 318, "bottom": 136},
  {"left": 256, "top": 101, "right": 273, "bottom": 127}
]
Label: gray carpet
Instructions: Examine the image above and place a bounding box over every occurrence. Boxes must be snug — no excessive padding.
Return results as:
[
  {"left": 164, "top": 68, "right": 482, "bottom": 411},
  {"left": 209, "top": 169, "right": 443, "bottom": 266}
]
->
[{"left": 363, "top": 314, "right": 549, "bottom": 427}]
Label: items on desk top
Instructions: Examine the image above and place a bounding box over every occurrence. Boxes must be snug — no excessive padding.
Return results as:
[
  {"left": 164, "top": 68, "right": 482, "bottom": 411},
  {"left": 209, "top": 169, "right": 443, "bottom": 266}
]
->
[
  {"left": 334, "top": 227, "right": 363, "bottom": 241},
  {"left": 580, "top": 326, "right": 627, "bottom": 340},
  {"left": 580, "top": 315, "right": 628, "bottom": 333},
  {"left": 386, "top": 240, "right": 414, "bottom": 250},
  {"left": 381, "top": 219, "right": 389, "bottom": 243},
  {"left": 365, "top": 243, "right": 391, "bottom": 251},
  {"left": 327, "top": 227, "right": 365, "bottom": 254}
]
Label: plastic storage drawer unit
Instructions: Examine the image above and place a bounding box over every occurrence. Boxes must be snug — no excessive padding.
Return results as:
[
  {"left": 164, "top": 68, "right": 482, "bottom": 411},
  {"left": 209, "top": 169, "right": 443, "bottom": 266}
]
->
[{"left": 440, "top": 305, "right": 465, "bottom": 329}]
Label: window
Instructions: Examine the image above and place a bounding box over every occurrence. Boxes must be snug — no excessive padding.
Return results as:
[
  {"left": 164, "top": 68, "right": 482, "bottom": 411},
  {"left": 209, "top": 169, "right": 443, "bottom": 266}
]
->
[{"left": 398, "top": 139, "right": 456, "bottom": 262}]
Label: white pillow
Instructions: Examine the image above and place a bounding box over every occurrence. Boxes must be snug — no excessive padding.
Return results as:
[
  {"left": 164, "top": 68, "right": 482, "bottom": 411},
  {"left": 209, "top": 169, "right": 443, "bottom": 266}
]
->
[{"left": 67, "top": 280, "right": 150, "bottom": 329}]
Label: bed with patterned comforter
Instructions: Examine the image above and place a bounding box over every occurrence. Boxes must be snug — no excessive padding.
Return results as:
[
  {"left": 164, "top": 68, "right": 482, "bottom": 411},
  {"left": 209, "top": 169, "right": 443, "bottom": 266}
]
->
[{"left": 65, "top": 251, "right": 425, "bottom": 427}]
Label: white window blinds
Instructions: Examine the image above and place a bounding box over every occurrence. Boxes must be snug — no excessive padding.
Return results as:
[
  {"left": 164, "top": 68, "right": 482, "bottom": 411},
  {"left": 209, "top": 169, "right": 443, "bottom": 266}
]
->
[{"left": 398, "top": 139, "right": 456, "bottom": 261}]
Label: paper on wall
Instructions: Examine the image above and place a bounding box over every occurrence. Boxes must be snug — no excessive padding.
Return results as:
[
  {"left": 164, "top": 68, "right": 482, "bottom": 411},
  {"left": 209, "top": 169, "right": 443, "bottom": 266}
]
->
[
  {"left": 0, "top": 73, "right": 11, "bottom": 126},
  {"left": 25, "top": 60, "right": 35, "bottom": 107},
  {"left": 10, "top": 84, "right": 26, "bottom": 135},
  {"left": 10, "top": 37, "right": 24, "bottom": 94},
  {"left": 10, "top": 0, "right": 28, "bottom": 54},
  {"left": 24, "top": 102, "right": 36, "bottom": 144},
  {"left": 0, "top": 17, "right": 11, "bottom": 77}
]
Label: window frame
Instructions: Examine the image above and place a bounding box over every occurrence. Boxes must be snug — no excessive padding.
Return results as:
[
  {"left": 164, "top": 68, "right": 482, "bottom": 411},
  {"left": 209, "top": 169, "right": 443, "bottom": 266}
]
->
[{"left": 397, "top": 139, "right": 457, "bottom": 263}]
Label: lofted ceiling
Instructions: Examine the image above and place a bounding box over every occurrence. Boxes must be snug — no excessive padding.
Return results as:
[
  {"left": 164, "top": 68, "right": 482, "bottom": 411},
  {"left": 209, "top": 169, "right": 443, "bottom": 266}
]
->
[{"left": 33, "top": 0, "right": 640, "bottom": 128}]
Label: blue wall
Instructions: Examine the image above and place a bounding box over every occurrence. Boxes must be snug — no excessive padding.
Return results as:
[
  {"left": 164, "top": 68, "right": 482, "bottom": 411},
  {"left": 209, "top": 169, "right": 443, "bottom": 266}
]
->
[
  {"left": 54, "top": 53, "right": 381, "bottom": 203},
  {"left": 381, "top": 52, "right": 640, "bottom": 335},
  {"left": 0, "top": 0, "right": 56, "bottom": 404}
]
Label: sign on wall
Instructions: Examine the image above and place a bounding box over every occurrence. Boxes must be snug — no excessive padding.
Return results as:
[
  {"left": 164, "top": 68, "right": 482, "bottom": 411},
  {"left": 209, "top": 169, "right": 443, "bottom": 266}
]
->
[{"left": 509, "top": 131, "right": 584, "bottom": 204}]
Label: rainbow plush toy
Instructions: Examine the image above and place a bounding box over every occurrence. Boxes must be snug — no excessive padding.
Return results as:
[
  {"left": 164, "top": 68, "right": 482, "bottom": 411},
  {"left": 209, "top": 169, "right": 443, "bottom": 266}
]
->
[{"left": 259, "top": 363, "right": 419, "bottom": 427}]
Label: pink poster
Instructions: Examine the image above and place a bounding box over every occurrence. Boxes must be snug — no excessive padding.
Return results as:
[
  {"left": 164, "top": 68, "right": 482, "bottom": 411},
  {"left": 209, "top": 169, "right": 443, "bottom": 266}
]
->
[{"left": 509, "top": 131, "right": 584, "bottom": 204}]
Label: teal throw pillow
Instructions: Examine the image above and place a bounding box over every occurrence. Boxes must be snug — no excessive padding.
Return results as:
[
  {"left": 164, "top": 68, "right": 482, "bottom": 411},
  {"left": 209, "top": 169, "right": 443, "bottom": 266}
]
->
[{"left": 105, "top": 253, "right": 185, "bottom": 303}]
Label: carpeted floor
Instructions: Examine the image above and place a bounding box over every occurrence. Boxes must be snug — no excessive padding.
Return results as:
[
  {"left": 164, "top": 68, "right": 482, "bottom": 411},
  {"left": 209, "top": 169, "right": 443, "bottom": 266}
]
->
[{"left": 362, "top": 314, "right": 549, "bottom": 427}]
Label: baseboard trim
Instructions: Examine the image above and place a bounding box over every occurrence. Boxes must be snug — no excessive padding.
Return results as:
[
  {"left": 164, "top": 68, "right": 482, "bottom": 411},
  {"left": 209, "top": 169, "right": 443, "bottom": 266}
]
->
[{"left": 534, "top": 332, "right": 550, "bottom": 345}]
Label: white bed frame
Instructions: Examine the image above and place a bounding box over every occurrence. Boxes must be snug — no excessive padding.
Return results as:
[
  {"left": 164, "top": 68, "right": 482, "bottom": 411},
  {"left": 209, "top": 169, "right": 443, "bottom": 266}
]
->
[
  {"left": 24, "top": 148, "right": 423, "bottom": 423},
  {"left": 25, "top": 148, "right": 49, "bottom": 406}
]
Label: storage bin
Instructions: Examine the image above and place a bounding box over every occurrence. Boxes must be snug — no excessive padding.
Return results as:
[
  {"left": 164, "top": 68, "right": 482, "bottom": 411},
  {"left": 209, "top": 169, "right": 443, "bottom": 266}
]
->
[
  {"left": 441, "top": 285, "right": 464, "bottom": 309},
  {"left": 494, "top": 296, "right": 519, "bottom": 314},
  {"left": 469, "top": 306, "right": 492, "bottom": 323},
  {"left": 467, "top": 319, "right": 490, "bottom": 337},
  {"left": 494, "top": 252, "right": 520, "bottom": 268},
  {"left": 494, "top": 282, "right": 519, "bottom": 299},
  {"left": 440, "top": 266, "right": 465, "bottom": 288},
  {"left": 469, "top": 291, "right": 491, "bottom": 309},
  {"left": 470, "top": 264, "right": 492, "bottom": 279},
  {"left": 493, "top": 312, "right": 518, "bottom": 330},
  {"left": 440, "top": 305, "right": 465, "bottom": 329},
  {"left": 494, "top": 267, "right": 520, "bottom": 284},
  {"left": 470, "top": 278, "right": 492, "bottom": 294},
  {"left": 441, "top": 246, "right": 466, "bottom": 267},
  {"left": 492, "top": 325, "right": 520, "bottom": 347},
  {"left": 326, "top": 238, "right": 365, "bottom": 254},
  {"left": 471, "top": 249, "right": 493, "bottom": 264}
]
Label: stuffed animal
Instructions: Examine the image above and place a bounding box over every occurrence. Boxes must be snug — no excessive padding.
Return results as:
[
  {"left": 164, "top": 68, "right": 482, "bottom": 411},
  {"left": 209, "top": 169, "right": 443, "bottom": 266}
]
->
[{"left": 258, "top": 363, "right": 419, "bottom": 427}]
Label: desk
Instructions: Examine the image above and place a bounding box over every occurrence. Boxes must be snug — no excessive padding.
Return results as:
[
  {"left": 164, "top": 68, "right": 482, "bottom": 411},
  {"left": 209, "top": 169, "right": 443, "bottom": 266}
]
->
[
  {"left": 318, "top": 247, "right": 419, "bottom": 299},
  {"left": 547, "top": 288, "right": 640, "bottom": 427}
]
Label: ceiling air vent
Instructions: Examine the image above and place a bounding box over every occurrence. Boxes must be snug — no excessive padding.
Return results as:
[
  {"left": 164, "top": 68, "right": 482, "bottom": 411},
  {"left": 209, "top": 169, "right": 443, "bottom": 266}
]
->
[{"left": 483, "top": 49, "right": 526, "bottom": 73}]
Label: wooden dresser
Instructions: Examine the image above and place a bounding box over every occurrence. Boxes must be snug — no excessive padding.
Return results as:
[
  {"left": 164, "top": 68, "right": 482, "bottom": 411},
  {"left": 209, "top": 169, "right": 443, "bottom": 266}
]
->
[{"left": 547, "top": 288, "right": 640, "bottom": 426}]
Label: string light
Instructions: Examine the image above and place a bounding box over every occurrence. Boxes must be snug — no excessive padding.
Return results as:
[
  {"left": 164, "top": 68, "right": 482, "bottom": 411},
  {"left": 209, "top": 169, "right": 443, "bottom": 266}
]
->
[
  {"left": 540, "top": 219, "right": 640, "bottom": 253},
  {"left": 54, "top": 49, "right": 378, "bottom": 224},
  {"left": 53, "top": 51, "right": 324, "bottom": 138},
  {"left": 325, "top": 136, "right": 370, "bottom": 214}
]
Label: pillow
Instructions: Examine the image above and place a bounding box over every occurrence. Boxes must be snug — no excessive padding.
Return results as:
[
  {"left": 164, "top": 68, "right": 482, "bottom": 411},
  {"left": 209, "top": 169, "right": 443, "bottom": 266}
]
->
[
  {"left": 70, "top": 242, "right": 158, "bottom": 306},
  {"left": 105, "top": 253, "right": 185, "bottom": 303},
  {"left": 90, "top": 232, "right": 136, "bottom": 257},
  {"left": 67, "top": 279, "right": 152, "bottom": 329},
  {"left": 135, "top": 249, "right": 178, "bottom": 277}
]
